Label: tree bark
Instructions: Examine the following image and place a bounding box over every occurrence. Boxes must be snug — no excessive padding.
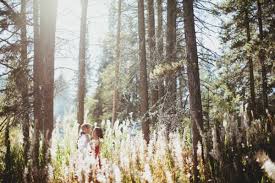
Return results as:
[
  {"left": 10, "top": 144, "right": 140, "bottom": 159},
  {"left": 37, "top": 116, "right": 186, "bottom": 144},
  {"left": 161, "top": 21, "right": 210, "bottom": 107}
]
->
[
  {"left": 165, "top": 0, "right": 177, "bottom": 132},
  {"left": 32, "top": 0, "right": 41, "bottom": 178},
  {"left": 257, "top": 0, "right": 268, "bottom": 113},
  {"left": 147, "top": 0, "right": 158, "bottom": 109},
  {"left": 245, "top": 8, "right": 256, "bottom": 119},
  {"left": 156, "top": 0, "right": 164, "bottom": 100},
  {"left": 178, "top": 71, "right": 185, "bottom": 109},
  {"left": 40, "top": 0, "right": 57, "bottom": 141},
  {"left": 112, "top": 0, "right": 122, "bottom": 124},
  {"left": 3, "top": 123, "right": 11, "bottom": 183},
  {"left": 138, "top": 0, "right": 150, "bottom": 143},
  {"left": 20, "top": 0, "right": 30, "bottom": 166},
  {"left": 183, "top": 0, "right": 204, "bottom": 182},
  {"left": 77, "top": 0, "right": 88, "bottom": 129}
]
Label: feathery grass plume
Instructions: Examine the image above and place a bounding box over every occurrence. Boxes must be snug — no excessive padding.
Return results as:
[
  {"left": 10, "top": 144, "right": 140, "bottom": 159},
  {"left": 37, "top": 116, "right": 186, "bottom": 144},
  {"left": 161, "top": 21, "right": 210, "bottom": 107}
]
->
[
  {"left": 44, "top": 112, "right": 274, "bottom": 182},
  {"left": 210, "top": 125, "right": 221, "bottom": 161},
  {"left": 112, "top": 164, "right": 121, "bottom": 183},
  {"left": 172, "top": 132, "right": 184, "bottom": 170},
  {"left": 256, "top": 151, "right": 275, "bottom": 180},
  {"left": 142, "top": 163, "right": 153, "bottom": 183}
]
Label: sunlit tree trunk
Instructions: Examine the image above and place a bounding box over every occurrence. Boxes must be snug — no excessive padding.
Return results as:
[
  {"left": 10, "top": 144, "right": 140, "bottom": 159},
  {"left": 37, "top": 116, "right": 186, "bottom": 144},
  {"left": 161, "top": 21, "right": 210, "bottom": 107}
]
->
[
  {"left": 77, "top": 0, "right": 88, "bottom": 129},
  {"left": 138, "top": 0, "right": 150, "bottom": 143},
  {"left": 112, "top": 0, "right": 122, "bottom": 124},
  {"left": 156, "top": 0, "right": 164, "bottom": 100},
  {"left": 39, "top": 1, "right": 58, "bottom": 180},
  {"left": 257, "top": 0, "right": 268, "bottom": 113},
  {"left": 40, "top": 0, "right": 57, "bottom": 141},
  {"left": 183, "top": 0, "right": 204, "bottom": 182},
  {"left": 20, "top": 0, "right": 30, "bottom": 167}
]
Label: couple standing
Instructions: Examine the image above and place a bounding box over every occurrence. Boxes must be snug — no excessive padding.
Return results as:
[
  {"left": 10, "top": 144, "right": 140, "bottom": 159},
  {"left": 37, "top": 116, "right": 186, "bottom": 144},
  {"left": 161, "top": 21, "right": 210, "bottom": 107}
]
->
[{"left": 77, "top": 123, "right": 103, "bottom": 170}]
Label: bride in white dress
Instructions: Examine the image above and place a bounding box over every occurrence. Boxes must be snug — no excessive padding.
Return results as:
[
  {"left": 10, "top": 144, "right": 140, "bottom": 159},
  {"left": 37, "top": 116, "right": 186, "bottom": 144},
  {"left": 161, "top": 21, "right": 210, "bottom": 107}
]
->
[{"left": 76, "top": 123, "right": 92, "bottom": 182}]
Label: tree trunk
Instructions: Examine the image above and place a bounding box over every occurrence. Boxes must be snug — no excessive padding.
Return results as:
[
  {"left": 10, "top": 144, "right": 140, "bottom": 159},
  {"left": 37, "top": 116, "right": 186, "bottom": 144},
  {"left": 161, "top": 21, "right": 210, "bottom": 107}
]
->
[
  {"left": 257, "top": 0, "right": 268, "bottom": 113},
  {"left": 183, "top": 0, "right": 204, "bottom": 182},
  {"left": 156, "top": 0, "right": 164, "bottom": 100},
  {"left": 138, "top": 0, "right": 150, "bottom": 143},
  {"left": 40, "top": 0, "right": 57, "bottom": 141},
  {"left": 147, "top": 0, "right": 158, "bottom": 109},
  {"left": 39, "top": 1, "right": 57, "bottom": 179},
  {"left": 20, "top": 0, "right": 30, "bottom": 166},
  {"left": 165, "top": 0, "right": 177, "bottom": 132},
  {"left": 178, "top": 71, "right": 185, "bottom": 109},
  {"left": 112, "top": 0, "right": 122, "bottom": 124},
  {"left": 3, "top": 123, "right": 11, "bottom": 183},
  {"left": 32, "top": 0, "right": 41, "bottom": 179},
  {"left": 245, "top": 9, "right": 256, "bottom": 119},
  {"left": 77, "top": 0, "right": 88, "bottom": 129}
]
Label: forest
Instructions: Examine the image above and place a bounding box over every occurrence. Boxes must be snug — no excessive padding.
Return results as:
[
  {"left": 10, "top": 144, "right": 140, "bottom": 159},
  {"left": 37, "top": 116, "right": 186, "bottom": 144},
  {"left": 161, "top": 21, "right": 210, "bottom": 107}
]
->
[{"left": 0, "top": 0, "right": 274, "bottom": 182}]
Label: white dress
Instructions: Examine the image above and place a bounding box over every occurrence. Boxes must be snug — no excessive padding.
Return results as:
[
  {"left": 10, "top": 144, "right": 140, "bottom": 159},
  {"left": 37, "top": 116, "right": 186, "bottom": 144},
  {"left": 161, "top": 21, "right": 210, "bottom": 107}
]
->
[{"left": 77, "top": 134, "right": 91, "bottom": 173}]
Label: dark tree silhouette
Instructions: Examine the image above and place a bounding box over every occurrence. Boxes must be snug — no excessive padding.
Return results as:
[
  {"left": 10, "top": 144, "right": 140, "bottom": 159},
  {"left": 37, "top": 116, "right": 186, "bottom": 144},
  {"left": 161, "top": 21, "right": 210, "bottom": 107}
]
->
[
  {"left": 138, "top": 0, "right": 150, "bottom": 143},
  {"left": 183, "top": 0, "right": 204, "bottom": 182}
]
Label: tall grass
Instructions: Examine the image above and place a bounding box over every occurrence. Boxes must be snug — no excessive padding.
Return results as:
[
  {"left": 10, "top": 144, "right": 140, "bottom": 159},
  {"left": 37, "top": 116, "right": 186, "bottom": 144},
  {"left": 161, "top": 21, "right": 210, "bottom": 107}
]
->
[
  {"left": 50, "top": 118, "right": 195, "bottom": 183},
  {"left": 0, "top": 127, "right": 25, "bottom": 183},
  {"left": 1, "top": 112, "right": 273, "bottom": 182},
  {"left": 49, "top": 111, "right": 274, "bottom": 183}
]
